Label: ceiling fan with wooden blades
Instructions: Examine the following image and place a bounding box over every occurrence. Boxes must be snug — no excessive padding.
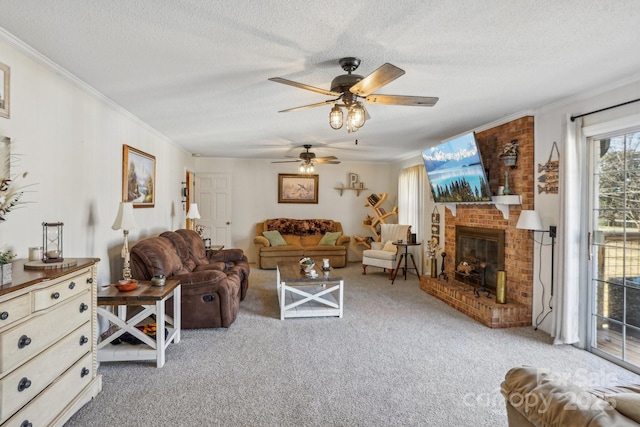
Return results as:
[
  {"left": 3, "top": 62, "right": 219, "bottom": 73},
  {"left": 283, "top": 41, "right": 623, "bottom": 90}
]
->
[
  {"left": 269, "top": 57, "right": 439, "bottom": 133},
  {"left": 272, "top": 144, "right": 340, "bottom": 172}
]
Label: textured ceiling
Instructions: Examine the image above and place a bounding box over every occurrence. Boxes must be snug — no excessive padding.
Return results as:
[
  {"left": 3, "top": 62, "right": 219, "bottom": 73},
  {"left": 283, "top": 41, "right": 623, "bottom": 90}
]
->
[{"left": 1, "top": 0, "right": 640, "bottom": 162}]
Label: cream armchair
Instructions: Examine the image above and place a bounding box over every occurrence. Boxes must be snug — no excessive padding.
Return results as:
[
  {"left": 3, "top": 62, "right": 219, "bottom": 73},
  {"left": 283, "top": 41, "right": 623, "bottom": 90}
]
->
[{"left": 362, "top": 224, "right": 411, "bottom": 279}]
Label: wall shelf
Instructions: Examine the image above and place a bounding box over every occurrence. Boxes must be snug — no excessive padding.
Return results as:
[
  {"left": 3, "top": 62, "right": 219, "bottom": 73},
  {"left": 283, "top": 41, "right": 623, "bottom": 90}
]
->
[
  {"left": 443, "top": 195, "right": 521, "bottom": 219},
  {"left": 335, "top": 186, "right": 368, "bottom": 197}
]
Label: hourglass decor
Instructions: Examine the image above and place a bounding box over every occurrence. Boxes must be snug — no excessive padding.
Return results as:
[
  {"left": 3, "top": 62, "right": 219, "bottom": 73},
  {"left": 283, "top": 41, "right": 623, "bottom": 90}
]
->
[{"left": 42, "top": 222, "right": 64, "bottom": 263}]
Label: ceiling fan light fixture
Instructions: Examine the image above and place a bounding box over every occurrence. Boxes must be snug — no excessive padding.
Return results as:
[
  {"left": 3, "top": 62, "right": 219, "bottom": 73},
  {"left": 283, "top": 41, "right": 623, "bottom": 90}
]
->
[
  {"left": 299, "top": 161, "right": 314, "bottom": 173},
  {"left": 348, "top": 102, "right": 366, "bottom": 128},
  {"left": 329, "top": 105, "right": 343, "bottom": 129}
]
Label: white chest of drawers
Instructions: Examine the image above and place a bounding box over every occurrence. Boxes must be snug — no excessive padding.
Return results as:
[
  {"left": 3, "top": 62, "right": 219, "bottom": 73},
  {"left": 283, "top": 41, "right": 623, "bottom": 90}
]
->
[{"left": 0, "top": 258, "right": 102, "bottom": 426}]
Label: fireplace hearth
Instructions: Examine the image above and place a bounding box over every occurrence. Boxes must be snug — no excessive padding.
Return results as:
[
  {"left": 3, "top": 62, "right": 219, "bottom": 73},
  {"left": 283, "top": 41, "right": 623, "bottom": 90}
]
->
[{"left": 455, "top": 226, "right": 505, "bottom": 294}]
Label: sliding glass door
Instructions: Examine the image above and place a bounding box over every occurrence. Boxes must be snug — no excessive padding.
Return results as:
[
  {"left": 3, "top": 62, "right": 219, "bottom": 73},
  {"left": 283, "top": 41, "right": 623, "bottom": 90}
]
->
[{"left": 590, "top": 129, "right": 640, "bottom": 372}]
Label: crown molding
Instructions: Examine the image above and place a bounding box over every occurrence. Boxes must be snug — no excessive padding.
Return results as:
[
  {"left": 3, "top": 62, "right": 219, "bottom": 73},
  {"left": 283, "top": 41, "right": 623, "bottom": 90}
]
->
[{"left": 0, "top": 27, "right": 188, "bottom": 152}]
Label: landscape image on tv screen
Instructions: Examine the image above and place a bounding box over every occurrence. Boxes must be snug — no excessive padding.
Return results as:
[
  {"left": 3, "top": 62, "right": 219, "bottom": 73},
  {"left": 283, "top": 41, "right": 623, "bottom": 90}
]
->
[{"left": 422, "top": 132, "right": 492, "bottom": 203}]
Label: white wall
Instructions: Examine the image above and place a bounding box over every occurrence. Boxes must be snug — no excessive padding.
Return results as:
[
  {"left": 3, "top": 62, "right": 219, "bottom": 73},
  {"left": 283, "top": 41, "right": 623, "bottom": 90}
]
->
[
  {"left": 194, "top": 157, "right": 394, "bottom": 263},
  {"left": 0, "top": 37, "right": 194, "bottom": 285}
]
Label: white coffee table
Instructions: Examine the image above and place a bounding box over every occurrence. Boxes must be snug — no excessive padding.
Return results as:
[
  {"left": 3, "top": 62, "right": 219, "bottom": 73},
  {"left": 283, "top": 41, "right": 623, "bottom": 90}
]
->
[{"left": 276, "top": 261, "right": 344, "bottom": 320}]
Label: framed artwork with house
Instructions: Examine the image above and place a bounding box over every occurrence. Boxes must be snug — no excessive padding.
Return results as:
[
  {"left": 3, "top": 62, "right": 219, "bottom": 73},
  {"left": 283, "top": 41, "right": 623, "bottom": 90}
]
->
[
  {"left": 278, "top": 173, "right": 318, "bottom": 204},
  {"left": 122, "top": 144, "right": 156, "bottom": 208}
]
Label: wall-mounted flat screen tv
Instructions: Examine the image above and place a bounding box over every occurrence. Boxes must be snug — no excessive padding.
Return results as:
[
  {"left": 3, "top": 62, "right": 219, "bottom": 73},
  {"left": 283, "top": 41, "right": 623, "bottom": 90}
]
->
[{"left": 422, "top": 132, "right": 491, "bottom": 203}]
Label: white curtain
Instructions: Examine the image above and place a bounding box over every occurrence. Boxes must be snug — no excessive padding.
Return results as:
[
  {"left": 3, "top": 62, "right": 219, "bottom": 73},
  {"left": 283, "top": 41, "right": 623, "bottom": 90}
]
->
[
  {"left": 552, "top": 114, "right": 585, "bottom": 345},
  {"left": 398, "top": 165, "right": 425, "bottom": 274}
]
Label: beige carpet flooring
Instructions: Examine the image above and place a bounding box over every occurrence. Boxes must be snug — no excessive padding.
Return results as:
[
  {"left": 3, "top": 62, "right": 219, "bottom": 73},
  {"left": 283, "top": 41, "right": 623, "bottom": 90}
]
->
[{"left": 65, "top": 262, "right": 640, "bottom": 426}]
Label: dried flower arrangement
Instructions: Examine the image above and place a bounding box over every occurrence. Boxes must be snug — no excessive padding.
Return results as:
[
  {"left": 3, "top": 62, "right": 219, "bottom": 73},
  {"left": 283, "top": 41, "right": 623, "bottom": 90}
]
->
[
  {"left": 0, "top": 172, "right": 30, "bottom": 222},
  {"left": 501, "top": 139, "right": 519, "bottom": 157},
  {"left": 426, "top": 237, "right": 442, "bottom": 259},
  {"left": 0, "top": 137, "right": 32, "bottom": 223}
]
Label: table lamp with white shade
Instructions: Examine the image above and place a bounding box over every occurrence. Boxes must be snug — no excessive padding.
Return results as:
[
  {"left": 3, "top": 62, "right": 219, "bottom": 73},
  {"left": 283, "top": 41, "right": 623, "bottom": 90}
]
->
[
  {"left": 112, "top": 202, "right": 138, "bottom": 280},
  {"left": 186, "top": 202, "right": 201, "bottom": 231}
]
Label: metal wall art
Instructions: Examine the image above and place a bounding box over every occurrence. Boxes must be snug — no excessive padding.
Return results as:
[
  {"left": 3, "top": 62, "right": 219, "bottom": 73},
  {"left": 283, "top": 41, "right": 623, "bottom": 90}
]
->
[{"left": 538, "top": 141, "right": 559, "bottom": 194}]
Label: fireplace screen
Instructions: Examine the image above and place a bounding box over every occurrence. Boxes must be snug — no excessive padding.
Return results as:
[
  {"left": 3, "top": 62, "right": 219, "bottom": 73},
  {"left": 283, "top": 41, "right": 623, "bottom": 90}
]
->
[{"left": 455, "top": 226, "right": 505, "bottom": 292}]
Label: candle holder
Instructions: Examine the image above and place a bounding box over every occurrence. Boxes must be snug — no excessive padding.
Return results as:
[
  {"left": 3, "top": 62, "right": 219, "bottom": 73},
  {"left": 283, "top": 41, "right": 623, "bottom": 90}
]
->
[
  {"left": 438, "top": 252, "right": 448, "bottom": 281},
  {"left": 474, "top": 262, "right": 491, "bottom": 298}
]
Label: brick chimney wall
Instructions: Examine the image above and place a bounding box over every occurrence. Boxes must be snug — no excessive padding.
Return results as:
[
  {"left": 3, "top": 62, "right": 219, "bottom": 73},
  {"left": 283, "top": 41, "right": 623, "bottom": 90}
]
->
[{"left": 421, "top": 116, "right": 535, "bottom": 327}]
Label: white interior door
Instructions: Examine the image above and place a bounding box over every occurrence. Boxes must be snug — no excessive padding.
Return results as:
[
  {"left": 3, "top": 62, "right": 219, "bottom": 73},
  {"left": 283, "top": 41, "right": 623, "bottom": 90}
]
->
[{"left": 196, "top": 173, "right": 232, "bottom": 247}]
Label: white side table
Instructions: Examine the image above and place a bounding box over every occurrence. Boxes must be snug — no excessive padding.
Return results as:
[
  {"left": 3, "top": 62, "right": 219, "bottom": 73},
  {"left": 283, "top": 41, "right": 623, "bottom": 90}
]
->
[{"left": 97, "top": 280, "right": 181, "bottom": 368}]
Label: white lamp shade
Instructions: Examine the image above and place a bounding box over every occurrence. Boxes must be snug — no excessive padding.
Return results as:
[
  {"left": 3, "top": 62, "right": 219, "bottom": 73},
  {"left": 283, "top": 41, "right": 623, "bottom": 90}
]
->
[
  {"left": 186, "top": 203, "right": 201, "bottom": 219},
  {"left": 111, "top": 202, "right": 138, "bottom": 231},
  {"left": 516, "top": 210, "right": 543, "bottom": 231}
]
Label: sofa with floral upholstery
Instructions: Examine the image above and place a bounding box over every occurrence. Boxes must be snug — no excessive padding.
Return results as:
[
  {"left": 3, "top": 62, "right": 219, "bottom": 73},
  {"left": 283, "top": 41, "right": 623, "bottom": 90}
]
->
[{"left": 253, "top": 218, "right": 350, "bottom": 269}]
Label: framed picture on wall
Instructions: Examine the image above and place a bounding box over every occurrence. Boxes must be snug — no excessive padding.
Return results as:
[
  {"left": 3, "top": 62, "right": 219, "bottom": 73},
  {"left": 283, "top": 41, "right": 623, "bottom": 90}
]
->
[
  {"left": 278, "top": 173, "right": 318, "bottom": 204},
  {"left": 122, "top": 145, "right": 156, "bottom": 208},
  {"left": 0, "top": 62, "right": 10, "bottom": 119}
]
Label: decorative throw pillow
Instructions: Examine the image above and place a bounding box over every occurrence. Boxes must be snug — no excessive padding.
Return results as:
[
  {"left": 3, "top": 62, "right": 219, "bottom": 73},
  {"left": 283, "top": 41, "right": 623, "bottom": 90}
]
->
[
  {"left": 318, "top": 231, "right": 342, "bottom": 246},
  {"left": 382, "top": 240, "right": 397, "bottom": 253},
  {"left": 263, "top": 230, "right": 287, "bottom": 246}
]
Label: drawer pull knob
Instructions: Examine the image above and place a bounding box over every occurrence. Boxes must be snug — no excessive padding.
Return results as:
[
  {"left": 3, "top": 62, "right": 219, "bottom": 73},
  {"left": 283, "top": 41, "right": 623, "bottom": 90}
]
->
[
  {"left": 18, "top": 335, "right": 32, "bottom": 349},
  {"left": 51, "top": 292, "right": 60, "bottom": 299},
  {"left": 0, "top": 311, "right": 8, "bottom": 320},
  {"left": 87, "top": 277, "right": 94, "bottom": 284},
  {"left": 80, "top": 335, "right": 89, "bottom": 345},
  {"left": 69, "top": 281, "right": 76, "bottom": 289},
  {"left": 20, "top": 421, "right": 32, "bottom": 427},
  {"left": 17, "top": 377, "right": 31, "bottom": 392},
  {"left": 79, "top": 303, "right": 89, "bottom": 313},
  {"left": 81, "top": 367, "right": 90, "bottom": 378}
]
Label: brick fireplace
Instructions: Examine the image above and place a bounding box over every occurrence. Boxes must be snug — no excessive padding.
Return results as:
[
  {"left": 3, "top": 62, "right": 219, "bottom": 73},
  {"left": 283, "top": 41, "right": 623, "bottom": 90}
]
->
[
  {"left": 455, "top": 225, "right": 505, "bottom": 293},
  {"left": 420, "top": 116, "right": 535, "bottom": 328}
]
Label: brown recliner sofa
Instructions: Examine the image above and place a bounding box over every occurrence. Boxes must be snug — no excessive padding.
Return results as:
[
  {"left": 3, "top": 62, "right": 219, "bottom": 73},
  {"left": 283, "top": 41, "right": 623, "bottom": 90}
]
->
[
  {"left": 130, "top": 229, "right": 249, "bottom": 328},
  {"left": 501, "top": 366, "right": 640, "bottom": 426}
]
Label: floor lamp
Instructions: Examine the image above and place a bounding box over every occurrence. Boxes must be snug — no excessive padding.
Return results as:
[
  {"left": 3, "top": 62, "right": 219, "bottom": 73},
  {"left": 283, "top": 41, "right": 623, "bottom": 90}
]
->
[
  {"left": 516, "top": 210, "right": 557, "bottom": 297},
  {"left": 112, "top": 202, "right": 138, "bottom": 280}
]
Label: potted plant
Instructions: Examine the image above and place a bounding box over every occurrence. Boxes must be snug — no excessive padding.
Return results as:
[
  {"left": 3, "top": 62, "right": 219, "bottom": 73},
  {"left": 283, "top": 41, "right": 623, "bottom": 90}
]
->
[
  {"left": 501, "top": 139, "right": 519, "bottom": 167},
  {"left": 0, "top": 250, "right": 15, "bottom": 285}
]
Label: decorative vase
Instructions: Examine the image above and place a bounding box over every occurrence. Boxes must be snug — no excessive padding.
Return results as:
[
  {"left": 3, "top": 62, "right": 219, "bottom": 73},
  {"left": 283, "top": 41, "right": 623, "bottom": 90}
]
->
[
  {"left": 496, "top": 270, "right": 507, "bottom": 304},
  {"left": 430, "top": 259, "right": 438, "bottom": 278},
  {"left": 0, "top": 263, "right": 12, "bottom": 285},
  {"left": 502, "top": 172, "right": 512, "bottom": 195}
]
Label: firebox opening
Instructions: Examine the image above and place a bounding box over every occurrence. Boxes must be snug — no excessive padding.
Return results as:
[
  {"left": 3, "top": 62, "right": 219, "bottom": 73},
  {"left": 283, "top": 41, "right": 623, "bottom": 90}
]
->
[{"left": 455, "top": 226, "right": 505, "bottom": 293}]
